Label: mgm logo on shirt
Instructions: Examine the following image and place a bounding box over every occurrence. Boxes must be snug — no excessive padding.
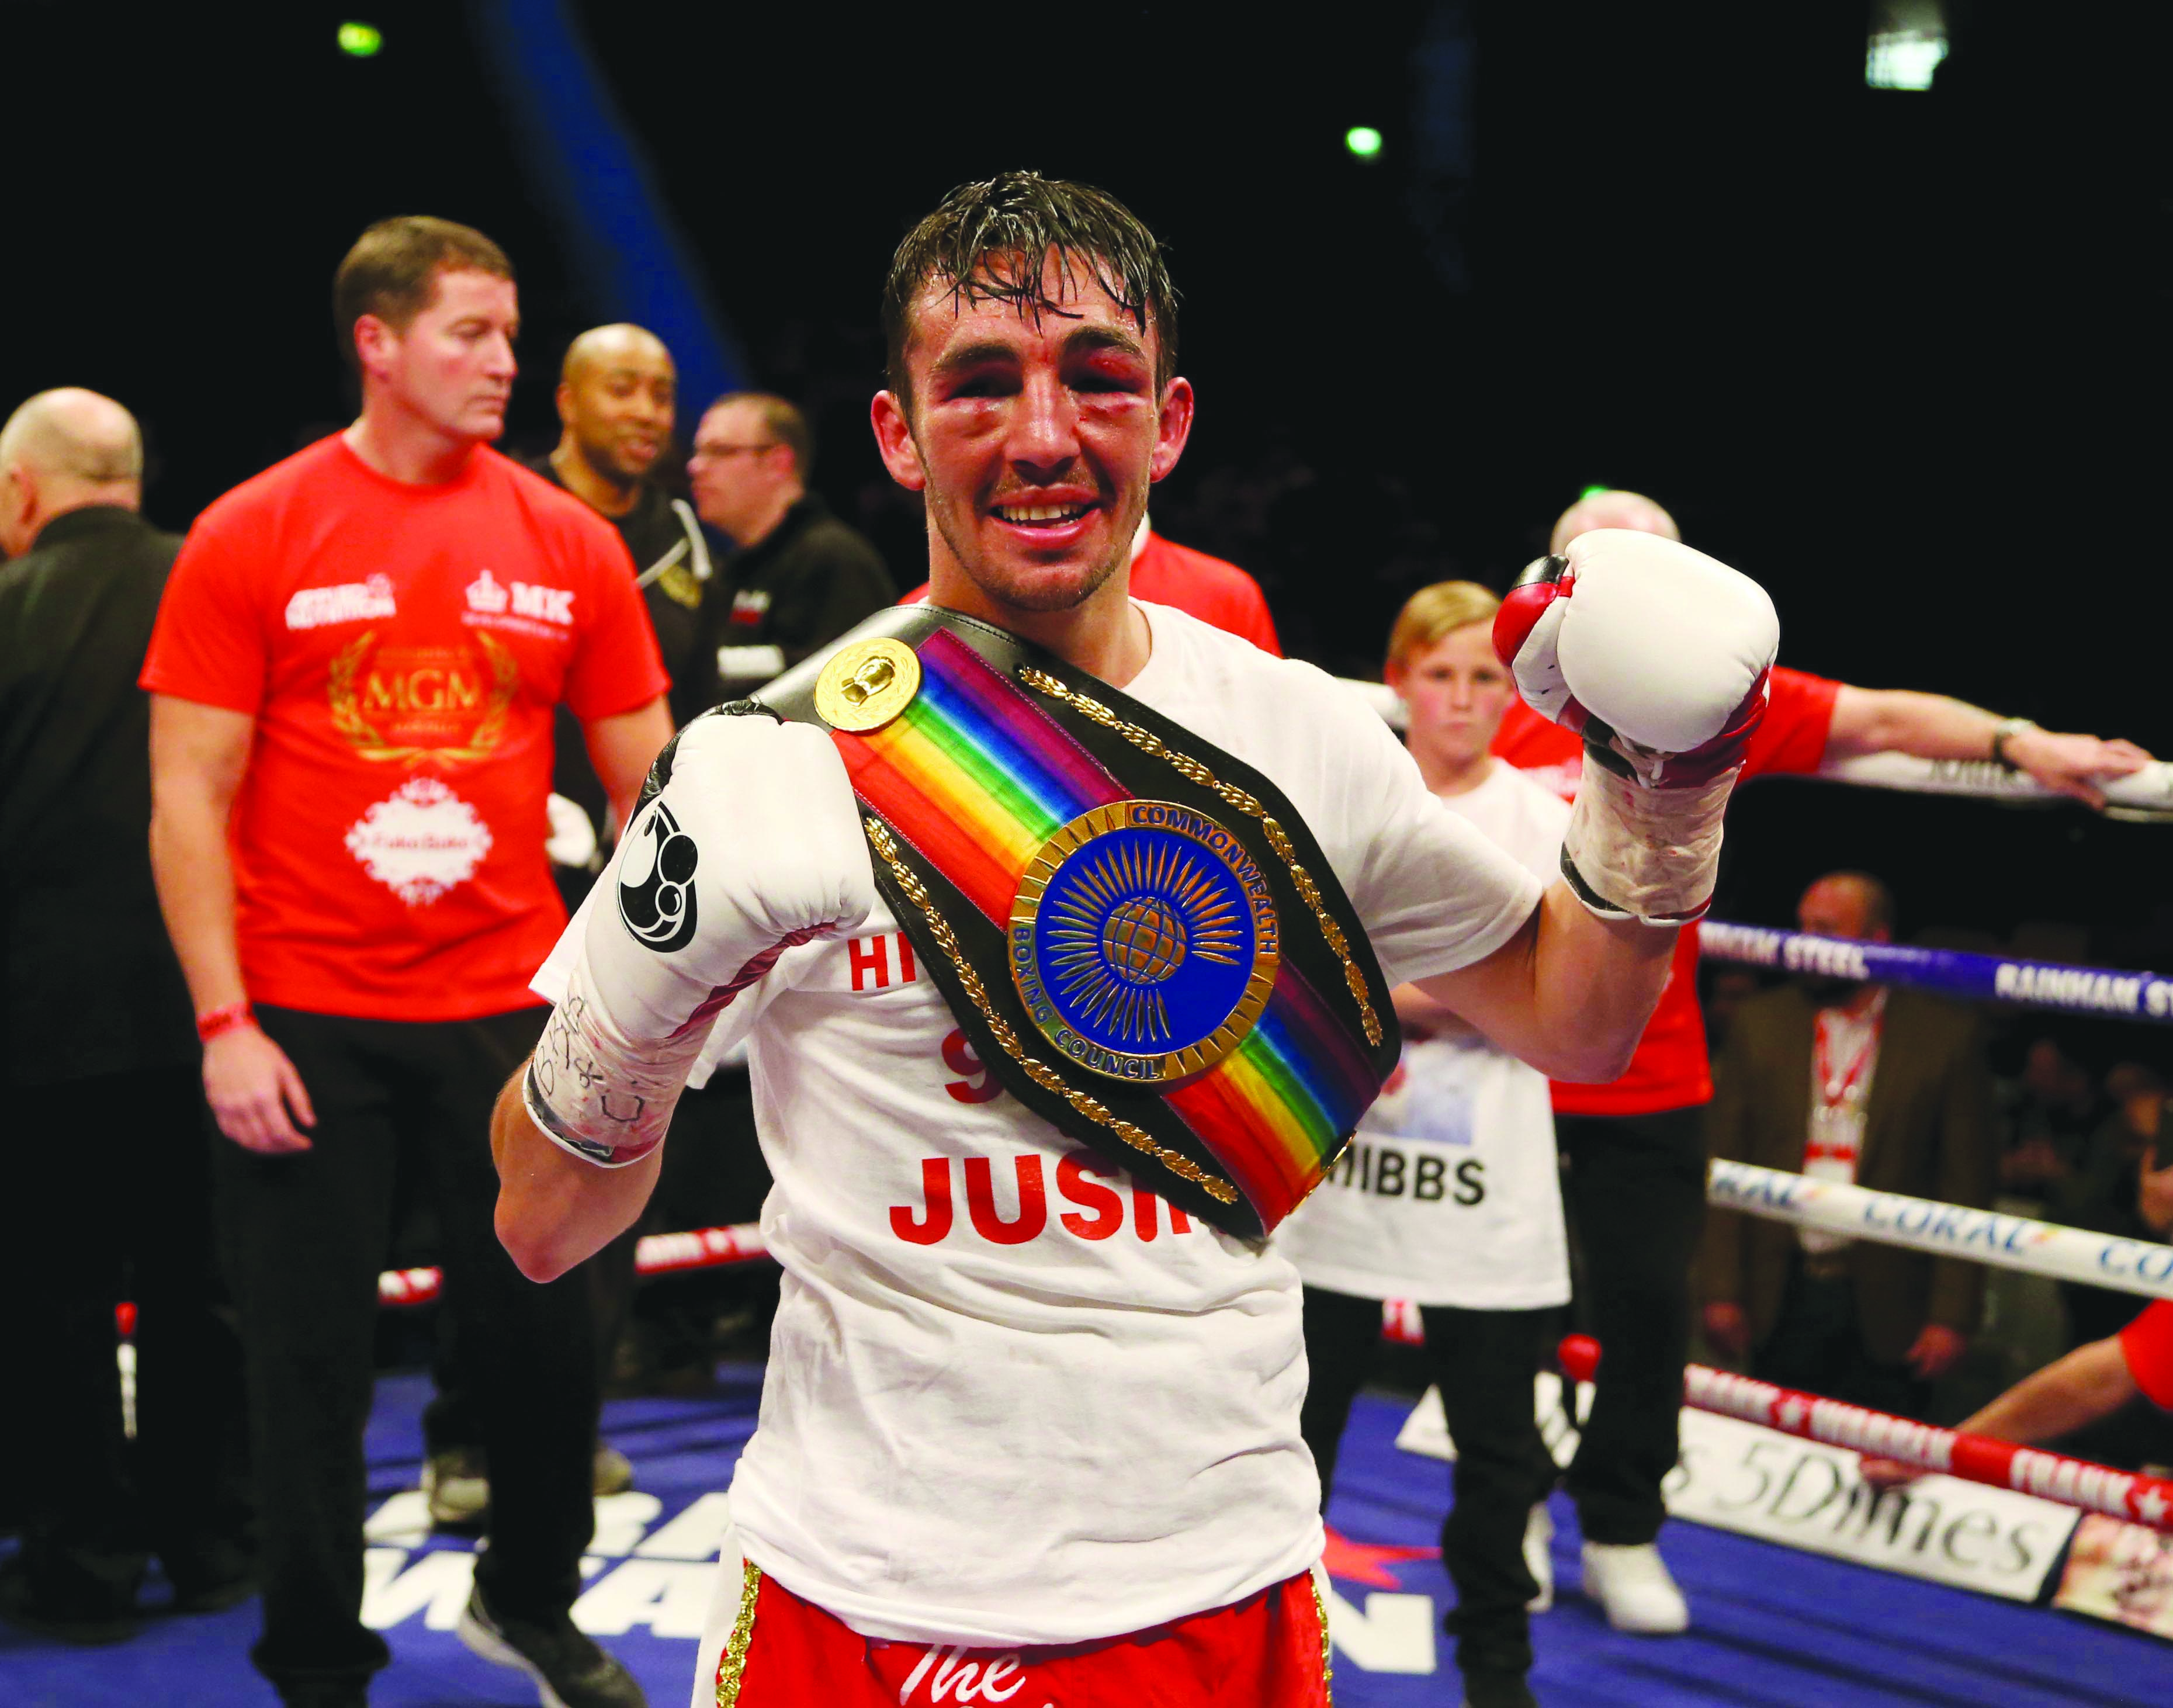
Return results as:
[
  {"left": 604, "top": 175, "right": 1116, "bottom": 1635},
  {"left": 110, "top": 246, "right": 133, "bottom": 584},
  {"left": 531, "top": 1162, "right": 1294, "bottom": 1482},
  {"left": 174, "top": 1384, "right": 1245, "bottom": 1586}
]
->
[{"left": 328, "top": 629, "right": 518, "bottom": 764}]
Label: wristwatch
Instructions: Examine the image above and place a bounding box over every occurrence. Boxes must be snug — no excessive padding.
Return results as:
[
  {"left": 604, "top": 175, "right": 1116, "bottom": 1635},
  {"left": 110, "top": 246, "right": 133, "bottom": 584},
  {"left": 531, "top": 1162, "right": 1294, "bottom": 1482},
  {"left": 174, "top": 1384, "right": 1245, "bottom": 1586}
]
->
[{"left": 1990, "top": 717, "right": 2038, "bottom": 769}]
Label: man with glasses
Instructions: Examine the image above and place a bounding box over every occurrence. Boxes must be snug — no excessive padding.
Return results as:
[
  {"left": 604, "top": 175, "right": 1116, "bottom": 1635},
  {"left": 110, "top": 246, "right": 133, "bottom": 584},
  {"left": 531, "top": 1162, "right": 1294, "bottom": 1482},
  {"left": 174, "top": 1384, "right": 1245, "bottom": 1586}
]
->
[{"left": 687, "top": 393, "right": 893, "bottom": 701}]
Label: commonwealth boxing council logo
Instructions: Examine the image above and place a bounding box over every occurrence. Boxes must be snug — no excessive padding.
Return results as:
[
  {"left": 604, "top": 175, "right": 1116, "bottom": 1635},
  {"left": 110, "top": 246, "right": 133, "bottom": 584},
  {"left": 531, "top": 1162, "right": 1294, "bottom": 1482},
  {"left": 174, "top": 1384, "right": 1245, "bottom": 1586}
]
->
[{"left": 1009, "top": 801, "right": 1278, "bottom": 1083}]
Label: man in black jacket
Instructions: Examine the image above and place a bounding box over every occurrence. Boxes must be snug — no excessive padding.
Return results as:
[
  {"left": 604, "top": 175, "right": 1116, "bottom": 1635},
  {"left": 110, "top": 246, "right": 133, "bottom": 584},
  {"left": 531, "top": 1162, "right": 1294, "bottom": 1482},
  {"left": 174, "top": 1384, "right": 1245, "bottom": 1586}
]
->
[
  {"left": 687, "top": 392, "right": 895, "bottom": 699},
  {"left": 0, "top": 388, "right": 251, "bottom": 1637}
]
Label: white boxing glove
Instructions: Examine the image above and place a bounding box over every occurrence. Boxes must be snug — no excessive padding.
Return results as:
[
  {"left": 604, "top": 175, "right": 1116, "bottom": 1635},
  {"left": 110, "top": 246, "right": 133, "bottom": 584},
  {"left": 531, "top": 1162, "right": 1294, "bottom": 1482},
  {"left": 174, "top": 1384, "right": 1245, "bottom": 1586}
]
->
[
  {"left": 1493, "top": 530, "right": 1779, "bottom": 924},
  {"left": 524, "top": 706, "right": 875, "bottom": 1166}
]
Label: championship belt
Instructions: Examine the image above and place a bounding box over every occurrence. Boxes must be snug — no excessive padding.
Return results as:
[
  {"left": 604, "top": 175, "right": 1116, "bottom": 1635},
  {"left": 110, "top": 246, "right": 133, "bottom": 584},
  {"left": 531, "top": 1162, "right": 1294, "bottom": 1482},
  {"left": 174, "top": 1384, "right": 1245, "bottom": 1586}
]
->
[{"left": 758, "top": 608, "right": 1400, "bottom": 1241}]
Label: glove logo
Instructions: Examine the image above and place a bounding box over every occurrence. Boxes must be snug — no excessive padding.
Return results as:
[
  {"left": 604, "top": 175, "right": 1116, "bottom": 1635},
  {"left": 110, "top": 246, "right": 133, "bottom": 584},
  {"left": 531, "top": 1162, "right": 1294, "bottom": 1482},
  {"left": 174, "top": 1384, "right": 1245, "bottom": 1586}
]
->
[{"left": 618, "top": 802, "right": 699, "bottom": 952}]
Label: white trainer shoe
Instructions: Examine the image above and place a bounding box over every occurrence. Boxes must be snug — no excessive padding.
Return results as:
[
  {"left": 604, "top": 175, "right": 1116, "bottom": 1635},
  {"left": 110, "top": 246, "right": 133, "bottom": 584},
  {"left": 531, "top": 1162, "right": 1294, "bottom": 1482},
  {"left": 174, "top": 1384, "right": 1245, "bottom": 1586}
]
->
[
  {"left": 1579, "top": 1540, "right": 1689, "bottom": 1634},
  {"left": 1524, "top": 1503, "right": 1554, "bottom": 1613}
]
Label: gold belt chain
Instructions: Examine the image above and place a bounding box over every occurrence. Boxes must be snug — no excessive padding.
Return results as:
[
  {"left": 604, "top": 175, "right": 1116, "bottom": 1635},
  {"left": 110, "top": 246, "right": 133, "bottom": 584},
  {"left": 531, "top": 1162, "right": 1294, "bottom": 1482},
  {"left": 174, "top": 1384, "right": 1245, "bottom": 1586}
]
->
[
  {"left": 1017, "top": 667, "right": 1383, "bottom": 1047},
  {"left": 863, "top": 817, "right": 1239, "bottom": 1206}
]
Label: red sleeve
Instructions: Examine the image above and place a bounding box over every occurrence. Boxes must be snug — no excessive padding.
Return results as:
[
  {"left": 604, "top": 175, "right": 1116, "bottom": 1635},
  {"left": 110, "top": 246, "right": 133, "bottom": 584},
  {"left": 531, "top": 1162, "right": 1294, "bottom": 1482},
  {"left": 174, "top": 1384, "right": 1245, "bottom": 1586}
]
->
[
  {"left": 138, "top": 500, "right": 271, "bottom": 714},
  {"left": 1741, "top": 666, "right": 1842, "bottom": 779},
  {"left": 562, "top": 520, "right": 671, "bottom": 722},
  {"left": 1491, "top": 697, "right": 1581, "bottom": 768},
  {"left": 2120, "top": 1301, "right": 2173, "bottom": 1411}
]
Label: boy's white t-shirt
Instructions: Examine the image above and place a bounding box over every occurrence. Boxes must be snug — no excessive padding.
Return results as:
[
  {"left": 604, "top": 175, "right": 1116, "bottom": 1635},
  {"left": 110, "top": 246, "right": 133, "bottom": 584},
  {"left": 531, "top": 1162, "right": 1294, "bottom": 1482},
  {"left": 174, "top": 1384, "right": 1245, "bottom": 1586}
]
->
[
  {"left": 1278, "top": 759, "right": 1573, "bottom": 1309},
  {"left": 533, "top": 604, "right": 1543, "bottom": 1647}
]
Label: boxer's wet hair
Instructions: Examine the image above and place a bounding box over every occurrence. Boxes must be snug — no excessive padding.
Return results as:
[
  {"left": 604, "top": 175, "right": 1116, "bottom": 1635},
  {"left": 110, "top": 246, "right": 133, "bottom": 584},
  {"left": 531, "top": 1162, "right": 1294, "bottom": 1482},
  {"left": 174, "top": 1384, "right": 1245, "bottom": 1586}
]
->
[
  {"left": 882, "top": 171, "right": 1178, "bottom": 406},
  {"left": 334, "top": 216, "right": 514, "bottom": 373}
]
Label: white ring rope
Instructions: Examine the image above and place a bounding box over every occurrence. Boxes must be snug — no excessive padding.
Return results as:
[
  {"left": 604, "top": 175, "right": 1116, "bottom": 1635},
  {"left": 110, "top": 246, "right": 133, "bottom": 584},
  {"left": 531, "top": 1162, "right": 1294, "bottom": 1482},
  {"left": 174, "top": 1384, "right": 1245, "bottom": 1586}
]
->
[
  {"left": 1337, "top": 677, "right": 2173, "bottom": 819},
  {"left": 1708, "top": 1159, "right": 2173, "bottom": 1301}
]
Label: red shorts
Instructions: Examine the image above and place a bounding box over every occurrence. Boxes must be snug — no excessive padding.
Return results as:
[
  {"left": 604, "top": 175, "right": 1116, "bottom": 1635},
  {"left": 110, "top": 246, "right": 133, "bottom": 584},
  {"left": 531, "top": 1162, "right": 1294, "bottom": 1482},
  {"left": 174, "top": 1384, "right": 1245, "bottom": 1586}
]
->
[{"left": 711, "top": 1561, "right": 1332, "bottom": 1707}]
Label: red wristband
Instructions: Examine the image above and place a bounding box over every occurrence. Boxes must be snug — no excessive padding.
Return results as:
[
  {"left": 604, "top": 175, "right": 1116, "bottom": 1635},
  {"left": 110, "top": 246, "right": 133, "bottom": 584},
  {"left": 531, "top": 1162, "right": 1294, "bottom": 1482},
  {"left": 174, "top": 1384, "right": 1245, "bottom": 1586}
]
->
[{"left": 196, "top": 1002, "right": 255, "bottom": 1044}]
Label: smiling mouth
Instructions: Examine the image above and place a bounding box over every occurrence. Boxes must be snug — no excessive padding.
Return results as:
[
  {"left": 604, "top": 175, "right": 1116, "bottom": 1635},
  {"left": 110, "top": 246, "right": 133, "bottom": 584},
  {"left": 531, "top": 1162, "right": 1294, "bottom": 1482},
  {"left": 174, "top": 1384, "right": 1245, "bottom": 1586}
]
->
[{"left": 992, "top": 503, "right": 1093, "bottom": 528}]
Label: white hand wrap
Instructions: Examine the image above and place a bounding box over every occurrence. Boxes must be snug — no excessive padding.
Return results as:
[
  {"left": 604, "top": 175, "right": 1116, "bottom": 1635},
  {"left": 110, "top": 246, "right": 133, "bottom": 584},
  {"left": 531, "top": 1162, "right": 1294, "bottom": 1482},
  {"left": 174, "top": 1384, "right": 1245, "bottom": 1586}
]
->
[
  {"left": 1561, "top": 757, "right": 1738, "bottom": 926},
  {"left": 524, "top": 710, "right": 875, "bottom": 1167}
]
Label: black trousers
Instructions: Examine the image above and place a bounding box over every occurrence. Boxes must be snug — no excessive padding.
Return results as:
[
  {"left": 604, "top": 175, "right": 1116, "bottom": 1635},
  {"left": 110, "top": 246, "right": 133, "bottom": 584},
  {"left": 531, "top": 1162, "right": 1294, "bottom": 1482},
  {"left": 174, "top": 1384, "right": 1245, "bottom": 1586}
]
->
[
  {"left": 1556, "top": 1106, "right": 1706, "bottom": 1547},
  {"left": 1299, "top": 1286, "right": 1554, "bottom": 1679},
  {"left": 1753, "top": 1259, "right": 1926, "bottom": 1420},
  {"left": 4, "top": 1065, "right": 252, "bottom": 1615},
  {"left": 218, "top": 1006, "right": 597, "bottom": 1693},
  {"left": 424, "top": 1064, "right": 772, "bottom": 1451}
]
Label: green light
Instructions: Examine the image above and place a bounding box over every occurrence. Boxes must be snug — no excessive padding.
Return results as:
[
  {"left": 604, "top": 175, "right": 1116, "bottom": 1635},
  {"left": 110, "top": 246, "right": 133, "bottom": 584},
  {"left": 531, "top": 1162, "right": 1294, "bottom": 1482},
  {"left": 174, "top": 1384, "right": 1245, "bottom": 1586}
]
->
[
  {"left": 1578, "top": 484, "right": 1610, "bottom": 501},
  {"left": 338, "top": 21, "right": 383, "bottom": 57},
  {"left": 1344, "top": 126, "right": 1384, "bottom": 160}
]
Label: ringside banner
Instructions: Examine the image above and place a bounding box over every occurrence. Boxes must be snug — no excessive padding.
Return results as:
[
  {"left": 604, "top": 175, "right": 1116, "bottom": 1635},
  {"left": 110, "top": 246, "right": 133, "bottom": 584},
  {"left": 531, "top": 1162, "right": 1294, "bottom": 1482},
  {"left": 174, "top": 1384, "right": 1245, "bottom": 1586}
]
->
[
  {"left": 1397, "top": 1385, "right": 2078, "bottom": 1603},
  {"left": 2054, "top": 1515, "right": 2173, "bottom": 1641}
]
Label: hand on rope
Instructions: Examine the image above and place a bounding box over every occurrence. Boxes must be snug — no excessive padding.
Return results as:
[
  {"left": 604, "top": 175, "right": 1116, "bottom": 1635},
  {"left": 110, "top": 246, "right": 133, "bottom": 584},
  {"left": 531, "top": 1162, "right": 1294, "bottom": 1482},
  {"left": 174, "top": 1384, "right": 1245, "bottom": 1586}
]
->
[
  {"left": 2001, "top": 727, "right": 2155, "bottom": 810},
  {"left": 1686, "top": 1363, "right": 2173, "bottom": 1532}
]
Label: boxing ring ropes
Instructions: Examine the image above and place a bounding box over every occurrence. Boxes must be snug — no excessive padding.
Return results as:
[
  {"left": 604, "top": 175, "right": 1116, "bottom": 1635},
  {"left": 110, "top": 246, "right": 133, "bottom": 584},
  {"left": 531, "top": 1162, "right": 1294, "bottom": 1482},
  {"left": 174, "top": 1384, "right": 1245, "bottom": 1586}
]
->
[{"left": 353, "top": 749, "right": 2173, "bottom": 1540}]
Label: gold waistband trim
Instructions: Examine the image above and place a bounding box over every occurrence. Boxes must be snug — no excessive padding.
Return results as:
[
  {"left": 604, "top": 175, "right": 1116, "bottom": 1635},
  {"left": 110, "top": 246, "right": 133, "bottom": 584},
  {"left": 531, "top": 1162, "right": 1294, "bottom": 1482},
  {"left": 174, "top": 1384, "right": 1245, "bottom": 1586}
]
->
[{"left": 713, "top": 1558, "right": 762, "bottom": 1707}]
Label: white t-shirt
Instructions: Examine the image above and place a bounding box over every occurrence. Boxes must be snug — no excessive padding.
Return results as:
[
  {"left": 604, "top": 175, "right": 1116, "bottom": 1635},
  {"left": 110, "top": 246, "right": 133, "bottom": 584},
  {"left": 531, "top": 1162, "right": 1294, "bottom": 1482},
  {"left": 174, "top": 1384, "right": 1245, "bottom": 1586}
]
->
[
  {"left": 533, "top": 603, "right": 1543, "bottom": 1647},
  {"left": 1279, "top": 760, "right": 1572, "bottom": 1309}
]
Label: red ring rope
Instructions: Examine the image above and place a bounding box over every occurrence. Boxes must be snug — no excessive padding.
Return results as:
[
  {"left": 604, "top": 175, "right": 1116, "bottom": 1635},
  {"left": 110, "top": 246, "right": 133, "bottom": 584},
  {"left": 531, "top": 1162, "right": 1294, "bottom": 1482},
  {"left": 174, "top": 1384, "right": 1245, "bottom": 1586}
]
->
[
  {"left": 375, "top": 1221, "right": 771, "bottom": 1308},
  {"left": 1685, "top": 1362, "right": 2173, "bottom": 1532}
]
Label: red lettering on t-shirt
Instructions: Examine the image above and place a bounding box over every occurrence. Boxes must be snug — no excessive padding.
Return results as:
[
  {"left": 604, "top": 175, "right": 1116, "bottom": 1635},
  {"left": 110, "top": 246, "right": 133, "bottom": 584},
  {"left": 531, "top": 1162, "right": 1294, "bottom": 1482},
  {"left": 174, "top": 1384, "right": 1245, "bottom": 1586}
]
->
[
  {"left": 963, "top": 1156, "right": 1048, "bottom": 1245},
  {"left": 941, "top": 1029, "right": 1004, "bottom": 1104},
  {"left": 1057, "top": 1153, "right": 1125, "bottom": 1239},
  {"left": 890, "top": 1159, "right": 954, "bottom": 1245},
  {"left": 848, "top": 935, "right": 891, "bottom": 991}
]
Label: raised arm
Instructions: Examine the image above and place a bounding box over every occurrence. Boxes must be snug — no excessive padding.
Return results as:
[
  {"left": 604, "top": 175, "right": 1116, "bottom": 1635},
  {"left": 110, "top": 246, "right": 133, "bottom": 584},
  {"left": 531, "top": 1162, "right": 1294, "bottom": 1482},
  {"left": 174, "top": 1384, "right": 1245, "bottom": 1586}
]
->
[
  {"left": 495, "top": 709, "right": 872, "bottom": 1281},
  {"left": 1447, "top": 529, "right": 1777, "bottom": 1082},
  {"left": 148, "top": 694, "right": 316, "bottom": 1152},
  {"left": 1415, "top": 885, "right": 1673, "bottom": 1082},
  {"left": 493, "top": 1063, "right": 663, "bottom": 1281},
  {"left": 1827, "top": 685, "right": 2151, "bottom": 808}
]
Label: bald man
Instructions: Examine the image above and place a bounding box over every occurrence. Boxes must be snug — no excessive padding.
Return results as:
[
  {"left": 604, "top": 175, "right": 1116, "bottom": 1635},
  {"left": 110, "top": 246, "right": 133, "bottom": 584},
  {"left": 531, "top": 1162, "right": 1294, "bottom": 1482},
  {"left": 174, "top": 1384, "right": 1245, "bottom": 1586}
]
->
[
  {"left": 530, "top": 324, "right": 720, "bottom": 727},
  {"left": 0, "top": 390, "right": 252, "bottom": 1637},
  {"left": 1702, "top": 870, "right": 1993, "bottom": 1416},
  {"left": 1493, "top": 489, "right": 2150, "bottom": 1634}
]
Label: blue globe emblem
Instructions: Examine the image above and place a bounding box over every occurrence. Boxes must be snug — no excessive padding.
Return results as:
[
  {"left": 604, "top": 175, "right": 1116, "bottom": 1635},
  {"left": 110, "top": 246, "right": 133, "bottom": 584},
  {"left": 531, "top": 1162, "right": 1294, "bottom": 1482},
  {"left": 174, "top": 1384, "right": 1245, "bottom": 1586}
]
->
[
  {"left": 1102, "top": 897, "right": 1187, "bottom": 984},
  {"left": 1011, "top": 805, "right": 1280, "bottom": 1080}
]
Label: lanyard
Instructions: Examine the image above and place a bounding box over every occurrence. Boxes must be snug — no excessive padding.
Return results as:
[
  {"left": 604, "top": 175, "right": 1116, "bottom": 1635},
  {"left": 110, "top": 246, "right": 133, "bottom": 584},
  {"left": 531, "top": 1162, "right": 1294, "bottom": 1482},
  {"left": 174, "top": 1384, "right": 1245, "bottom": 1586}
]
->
[{"left": 1814, "top": 997, "right": 1883, "bottom": 1109}]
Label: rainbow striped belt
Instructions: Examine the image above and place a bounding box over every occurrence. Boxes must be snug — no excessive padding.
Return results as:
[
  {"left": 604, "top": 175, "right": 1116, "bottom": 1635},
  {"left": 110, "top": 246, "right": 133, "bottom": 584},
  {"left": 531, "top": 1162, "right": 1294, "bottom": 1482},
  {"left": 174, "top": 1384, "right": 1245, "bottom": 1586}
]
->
[{"left": 768, "top": 613, "right": 1398, "bottom": 1242}]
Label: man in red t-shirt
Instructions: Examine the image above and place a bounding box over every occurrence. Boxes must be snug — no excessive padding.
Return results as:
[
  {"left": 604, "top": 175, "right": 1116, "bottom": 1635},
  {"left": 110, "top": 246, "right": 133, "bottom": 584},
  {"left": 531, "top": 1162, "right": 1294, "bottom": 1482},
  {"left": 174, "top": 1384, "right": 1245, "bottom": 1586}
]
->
[
  {"left": 1491, "top": 489, "right": 2154, "bottom": 1634},
  {"left": 143, "top": 219, "right": 669, "bottom": 1708},
  {"left": 903, "top": 516, "right": 1281, "bottom": 653}
]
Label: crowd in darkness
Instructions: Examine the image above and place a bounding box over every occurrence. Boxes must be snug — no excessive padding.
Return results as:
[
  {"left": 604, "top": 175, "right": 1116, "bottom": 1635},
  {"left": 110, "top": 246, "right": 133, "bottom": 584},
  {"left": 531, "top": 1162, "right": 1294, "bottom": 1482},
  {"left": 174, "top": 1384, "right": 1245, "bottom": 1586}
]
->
[{"left": 0, "top": 186, "right": 2167, "bottom": 1708}]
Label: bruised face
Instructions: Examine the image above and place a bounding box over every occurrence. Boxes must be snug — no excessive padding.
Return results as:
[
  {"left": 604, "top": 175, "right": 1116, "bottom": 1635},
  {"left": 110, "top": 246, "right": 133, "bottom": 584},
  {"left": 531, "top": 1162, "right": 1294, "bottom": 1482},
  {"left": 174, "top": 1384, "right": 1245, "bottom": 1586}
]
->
[
  {"left": 361, "top": 268, "right": 519, "bottom": 445},
  {"left": 1389, "top": 623, "right": 1519, "bottom": 772},
  {"left": 871, "top": 252, "right": 1192, "bottom": 615}
]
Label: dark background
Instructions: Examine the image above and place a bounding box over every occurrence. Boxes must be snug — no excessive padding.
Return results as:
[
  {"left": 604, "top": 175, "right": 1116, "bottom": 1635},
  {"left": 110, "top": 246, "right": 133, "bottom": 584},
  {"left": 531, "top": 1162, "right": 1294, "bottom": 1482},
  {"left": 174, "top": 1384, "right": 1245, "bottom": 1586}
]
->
[{"left": 5, "top": 1, "right": 2164, "bottom": 991}]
